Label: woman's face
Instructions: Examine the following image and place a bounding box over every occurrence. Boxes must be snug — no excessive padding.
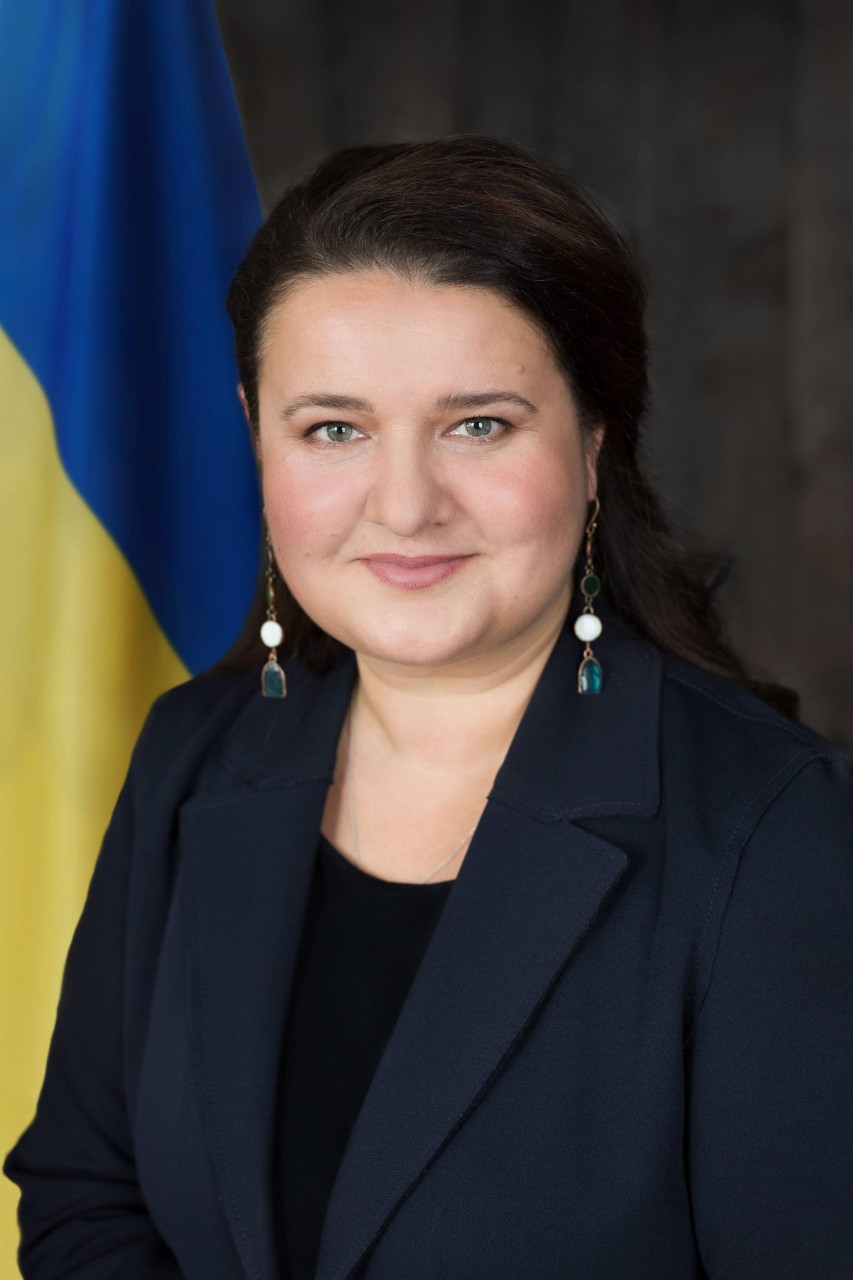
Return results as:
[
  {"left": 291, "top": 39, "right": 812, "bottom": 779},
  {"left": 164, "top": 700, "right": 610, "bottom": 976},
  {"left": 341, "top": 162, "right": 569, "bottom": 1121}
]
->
[{"left": 247, "top": 270, "right": 604, "bottom": 670}]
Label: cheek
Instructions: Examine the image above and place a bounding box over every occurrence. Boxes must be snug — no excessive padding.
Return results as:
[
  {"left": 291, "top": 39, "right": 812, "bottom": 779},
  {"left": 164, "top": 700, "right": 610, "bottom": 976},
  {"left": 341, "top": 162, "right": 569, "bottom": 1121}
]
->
[
  {"left": 262, "top": 464, "right": 357, "bottom": 558},
  {"left": 479, "top": 451, "right": 579, "bottom": 549}
]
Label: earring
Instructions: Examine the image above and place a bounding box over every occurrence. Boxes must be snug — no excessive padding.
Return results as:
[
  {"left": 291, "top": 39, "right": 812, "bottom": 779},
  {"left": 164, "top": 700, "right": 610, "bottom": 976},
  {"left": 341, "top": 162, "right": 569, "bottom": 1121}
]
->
[
  {"left": 575, "top": 495, "right": 603, "bottom": 694},
  {"left": 260, "top": 529, "right": 287, "bottom": 698}
]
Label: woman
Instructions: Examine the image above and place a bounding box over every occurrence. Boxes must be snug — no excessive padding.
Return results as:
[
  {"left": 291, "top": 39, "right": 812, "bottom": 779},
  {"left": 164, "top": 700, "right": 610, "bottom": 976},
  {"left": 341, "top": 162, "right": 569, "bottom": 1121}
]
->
[{"left": 4, "top": 134, "right": 852, "bottom": 1280}]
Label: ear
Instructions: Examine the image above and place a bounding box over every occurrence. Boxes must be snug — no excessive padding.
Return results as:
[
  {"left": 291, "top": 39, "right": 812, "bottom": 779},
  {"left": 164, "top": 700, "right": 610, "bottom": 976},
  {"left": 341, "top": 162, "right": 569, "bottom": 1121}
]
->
[
  {"left": 237, "top": 382, "right": 251, "bottom": 427},
  {"left": 237, "top": 383, "right": 262, "bottom": 467},
  {"left": 586, "top": 424, "right": 605, "bottom": 503}
]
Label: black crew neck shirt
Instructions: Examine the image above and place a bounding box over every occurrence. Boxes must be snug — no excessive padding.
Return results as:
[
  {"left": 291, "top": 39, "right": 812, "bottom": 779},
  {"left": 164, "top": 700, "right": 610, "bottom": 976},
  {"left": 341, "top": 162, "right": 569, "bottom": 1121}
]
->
[{"left": 274, "top": 832, "right": 454, "bottom": 1280}]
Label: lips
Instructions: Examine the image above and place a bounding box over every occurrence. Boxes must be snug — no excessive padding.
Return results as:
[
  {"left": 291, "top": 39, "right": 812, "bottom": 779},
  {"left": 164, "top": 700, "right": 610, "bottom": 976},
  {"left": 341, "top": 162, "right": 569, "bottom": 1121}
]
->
[
  {"left": 360, "top": 554, "right": 471, "bottom": 589},
  {"left": 363, "top": 555, "right": 468, "bottom": 567}
]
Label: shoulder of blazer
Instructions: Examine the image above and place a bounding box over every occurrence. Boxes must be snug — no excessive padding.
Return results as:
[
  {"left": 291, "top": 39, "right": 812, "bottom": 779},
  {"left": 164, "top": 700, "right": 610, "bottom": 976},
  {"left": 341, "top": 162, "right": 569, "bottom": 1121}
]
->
[
  {"left": 124, "top": 647, "right": 354, "bottom": 809},
  {"left": 654, "top": 647, "right": 851, "bottom": 863},
  {"left": 127, "top": 663, "right": 263, "bottom": 807},
  {"left": 659, "top": 647, "right": 846, "bottom": 765},
  {"left": 651, "top": 648, "right": 853, "bottom": 1048}
]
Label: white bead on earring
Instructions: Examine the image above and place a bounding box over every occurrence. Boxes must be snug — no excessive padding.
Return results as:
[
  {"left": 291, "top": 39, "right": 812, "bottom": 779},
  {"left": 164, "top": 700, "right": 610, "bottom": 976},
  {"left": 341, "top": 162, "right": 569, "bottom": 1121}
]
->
[{"left": 261, "top": 530, "right": 287, "bottom": 698}]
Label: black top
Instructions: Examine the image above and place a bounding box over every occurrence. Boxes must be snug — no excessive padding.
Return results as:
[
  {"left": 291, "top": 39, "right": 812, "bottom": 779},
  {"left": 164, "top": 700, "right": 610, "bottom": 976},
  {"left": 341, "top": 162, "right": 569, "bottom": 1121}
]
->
[{"left": 275, "top": 832, "right": 454, "bottom": 1280}]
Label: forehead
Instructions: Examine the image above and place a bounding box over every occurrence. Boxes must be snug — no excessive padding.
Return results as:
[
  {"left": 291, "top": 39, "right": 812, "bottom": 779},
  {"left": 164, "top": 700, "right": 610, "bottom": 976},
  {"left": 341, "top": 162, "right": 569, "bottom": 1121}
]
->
[{"left": 258, "top": 271, "right": 556, "bottom": 385}]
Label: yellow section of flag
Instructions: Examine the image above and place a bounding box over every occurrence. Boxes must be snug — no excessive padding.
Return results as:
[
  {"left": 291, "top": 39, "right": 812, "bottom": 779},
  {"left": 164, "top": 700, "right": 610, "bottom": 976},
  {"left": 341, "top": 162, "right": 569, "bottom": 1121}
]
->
[{"left": 0, "top": 328, "right": 188, "bottom": 1277}]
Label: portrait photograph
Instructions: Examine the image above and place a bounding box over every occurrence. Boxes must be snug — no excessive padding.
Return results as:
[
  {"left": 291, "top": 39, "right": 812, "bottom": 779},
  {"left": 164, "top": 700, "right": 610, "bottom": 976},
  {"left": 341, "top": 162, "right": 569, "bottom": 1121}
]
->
[{"left": 1, "top": 2, "right": 852, "bottom": 1278}]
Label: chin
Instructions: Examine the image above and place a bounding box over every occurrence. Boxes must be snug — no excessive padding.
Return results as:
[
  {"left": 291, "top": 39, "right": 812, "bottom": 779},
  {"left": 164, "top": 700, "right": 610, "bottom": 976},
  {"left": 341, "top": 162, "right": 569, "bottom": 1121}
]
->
[{"left": 346, "top": 616, "right": 489, "bottom": 668}]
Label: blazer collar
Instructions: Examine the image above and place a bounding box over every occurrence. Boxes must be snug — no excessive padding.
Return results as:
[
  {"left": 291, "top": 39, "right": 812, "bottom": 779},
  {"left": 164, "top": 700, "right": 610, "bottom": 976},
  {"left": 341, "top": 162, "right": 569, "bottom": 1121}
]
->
[
  {"left": 178, "top": 595, "right": 662, "bottom": 1280},
  {"left": 216, "top": 591, "right": 662, "bottom": 821}
]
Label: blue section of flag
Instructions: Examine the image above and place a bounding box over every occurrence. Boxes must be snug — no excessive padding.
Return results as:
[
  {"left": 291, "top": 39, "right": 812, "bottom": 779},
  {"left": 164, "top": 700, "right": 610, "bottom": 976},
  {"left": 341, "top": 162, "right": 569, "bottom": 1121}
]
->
[{"left": 0, "top": 0, "right": 262, "bottom": 672}]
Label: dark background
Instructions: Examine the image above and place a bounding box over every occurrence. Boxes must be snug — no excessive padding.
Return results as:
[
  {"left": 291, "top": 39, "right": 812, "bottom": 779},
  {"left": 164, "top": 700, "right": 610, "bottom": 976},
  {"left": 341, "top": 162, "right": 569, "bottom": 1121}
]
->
[{"left": 215, "top": 0, "right": 853, "bottom": 753}]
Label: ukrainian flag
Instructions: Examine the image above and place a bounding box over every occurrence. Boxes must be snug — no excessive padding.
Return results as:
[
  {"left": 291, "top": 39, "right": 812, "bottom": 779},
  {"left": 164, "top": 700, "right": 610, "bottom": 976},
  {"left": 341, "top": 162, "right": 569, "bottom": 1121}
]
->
[{"left": 0, "top": 3, "right": 262, "bottom": 1271}]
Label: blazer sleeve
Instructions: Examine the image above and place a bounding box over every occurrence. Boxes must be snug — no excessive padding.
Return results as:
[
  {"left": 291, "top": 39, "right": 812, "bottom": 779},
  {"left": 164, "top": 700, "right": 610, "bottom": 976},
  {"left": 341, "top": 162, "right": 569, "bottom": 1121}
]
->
[
  {"left": 685, "top": 750, "right": 853, "bottom": 1278},
  {"left": 2, "top": 697, "right": 184, "bottom": 1279}
]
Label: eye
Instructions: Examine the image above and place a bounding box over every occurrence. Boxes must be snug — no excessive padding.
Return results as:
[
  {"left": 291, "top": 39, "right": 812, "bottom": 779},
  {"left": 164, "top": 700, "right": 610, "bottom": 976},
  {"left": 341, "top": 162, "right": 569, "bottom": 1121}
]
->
[
  {"left": 448, "top": 416, "right": 510, "bottom": 443},
  {"left": 303, "top": 421, "right": 366, "bottom": 448}
]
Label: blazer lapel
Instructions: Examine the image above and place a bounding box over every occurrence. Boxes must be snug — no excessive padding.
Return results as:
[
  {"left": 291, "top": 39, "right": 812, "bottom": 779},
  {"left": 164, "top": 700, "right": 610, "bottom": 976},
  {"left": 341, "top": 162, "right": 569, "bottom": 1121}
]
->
[{"left": 178, "top": 596, "right": 662, "bottom": 1280}]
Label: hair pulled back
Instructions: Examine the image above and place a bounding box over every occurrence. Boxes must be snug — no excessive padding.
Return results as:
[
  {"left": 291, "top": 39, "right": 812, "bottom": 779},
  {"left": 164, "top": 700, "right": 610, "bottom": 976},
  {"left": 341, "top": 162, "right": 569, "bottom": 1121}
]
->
[{"left": 219, "top": 133, "right": 799, "bottom": 720}]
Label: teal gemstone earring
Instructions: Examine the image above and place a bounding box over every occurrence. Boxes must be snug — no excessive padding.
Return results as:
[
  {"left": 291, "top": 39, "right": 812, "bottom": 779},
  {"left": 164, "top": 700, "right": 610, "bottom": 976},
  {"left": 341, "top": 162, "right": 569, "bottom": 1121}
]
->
[
  {"left": 575, "top": 495, "right": 603, "bottom": 694},
  {"left": 260, "top": 528, "right": 287, "bottom": 698}
]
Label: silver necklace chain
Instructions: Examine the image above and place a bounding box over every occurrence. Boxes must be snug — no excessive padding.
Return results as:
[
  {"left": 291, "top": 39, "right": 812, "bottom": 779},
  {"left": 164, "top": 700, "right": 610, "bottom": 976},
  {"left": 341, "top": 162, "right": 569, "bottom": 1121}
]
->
[{"left": 345, "top": 705, "right": 479, "bottom": 885}]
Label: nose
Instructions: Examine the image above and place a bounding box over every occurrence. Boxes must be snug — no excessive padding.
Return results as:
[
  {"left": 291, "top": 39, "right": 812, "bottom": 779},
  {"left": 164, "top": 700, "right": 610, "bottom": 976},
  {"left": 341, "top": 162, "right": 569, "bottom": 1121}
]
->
[{"left": 362, "top": 431, "right": 454, "bottom": 535}]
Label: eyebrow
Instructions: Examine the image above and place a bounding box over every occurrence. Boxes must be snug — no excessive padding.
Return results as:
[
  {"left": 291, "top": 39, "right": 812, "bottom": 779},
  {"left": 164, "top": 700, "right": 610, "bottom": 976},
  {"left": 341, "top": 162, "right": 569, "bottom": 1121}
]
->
[{"left": 278, "top": 390, "right": 538, "bottom": 420}]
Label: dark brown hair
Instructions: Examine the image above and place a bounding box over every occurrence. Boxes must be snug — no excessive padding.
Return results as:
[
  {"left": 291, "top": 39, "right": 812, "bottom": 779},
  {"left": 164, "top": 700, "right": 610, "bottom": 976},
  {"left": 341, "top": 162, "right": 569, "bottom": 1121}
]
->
[{"left": 217, "top": 133, "right": 800, "bottom": 720}]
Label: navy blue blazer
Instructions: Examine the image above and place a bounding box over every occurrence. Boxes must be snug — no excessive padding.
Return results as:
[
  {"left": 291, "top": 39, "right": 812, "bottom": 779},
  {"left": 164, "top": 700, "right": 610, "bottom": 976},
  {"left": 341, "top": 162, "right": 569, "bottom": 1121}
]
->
[{"left": 5, "top": 597, "right": 853, "bottom": 1280}]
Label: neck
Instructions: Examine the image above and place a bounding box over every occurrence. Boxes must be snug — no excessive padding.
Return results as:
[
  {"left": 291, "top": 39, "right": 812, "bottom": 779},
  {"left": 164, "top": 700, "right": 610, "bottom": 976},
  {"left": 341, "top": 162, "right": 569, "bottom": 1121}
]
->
[{"left": 349, "top": 591, "right": 572, "bottom": 775}]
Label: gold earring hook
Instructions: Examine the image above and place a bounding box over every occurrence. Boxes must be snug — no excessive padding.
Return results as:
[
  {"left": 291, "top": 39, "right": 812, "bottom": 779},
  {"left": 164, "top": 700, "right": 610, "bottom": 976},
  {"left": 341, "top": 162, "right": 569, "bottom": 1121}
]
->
[{"left": 585, "top": 495, "right": 600, "bottom": 538}]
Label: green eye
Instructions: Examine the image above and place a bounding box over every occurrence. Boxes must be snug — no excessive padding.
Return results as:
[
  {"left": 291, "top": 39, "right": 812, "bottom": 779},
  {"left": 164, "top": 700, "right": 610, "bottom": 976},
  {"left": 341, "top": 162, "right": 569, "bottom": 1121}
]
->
[
  {"left": 451, "top": 417, "right": 509, "bottom": 442},
  {"left": 462, "top": 417, "right": 493, "bottom": 436},
  {"left": 305, "top": 421, "right": 360, "bottom": 447},
  {"left": 323, "top": 423, "right": 354, "bottom": 443}
]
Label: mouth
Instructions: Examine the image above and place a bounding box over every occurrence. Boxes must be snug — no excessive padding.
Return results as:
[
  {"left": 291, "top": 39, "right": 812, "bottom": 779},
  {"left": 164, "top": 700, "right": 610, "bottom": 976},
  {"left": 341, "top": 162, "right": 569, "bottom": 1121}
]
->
[
  {"left": 362, "top": 554, "right": 471, "bottom": 566},
  {"left": 360, "top": 554, "right": 473, "bottom": 589}
]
